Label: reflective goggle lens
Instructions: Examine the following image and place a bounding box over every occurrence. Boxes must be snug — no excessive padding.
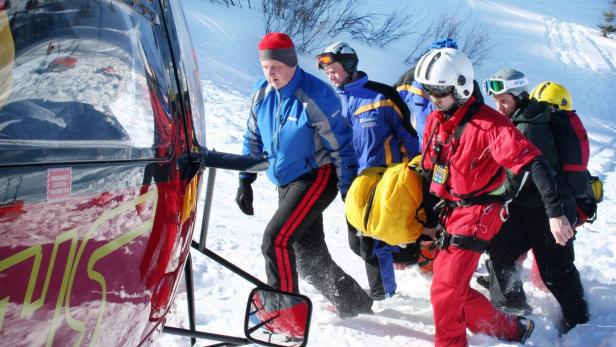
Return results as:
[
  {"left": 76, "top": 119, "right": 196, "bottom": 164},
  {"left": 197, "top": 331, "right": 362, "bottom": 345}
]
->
[
  {"left": 422, "top": 84, "right": 455, "bottom": 97},
  {"left": 316, "top": 53, "right": 335, "bottom": 69},
  {"left": 483, "top": 79, "right": 505, "bottom": 95}
]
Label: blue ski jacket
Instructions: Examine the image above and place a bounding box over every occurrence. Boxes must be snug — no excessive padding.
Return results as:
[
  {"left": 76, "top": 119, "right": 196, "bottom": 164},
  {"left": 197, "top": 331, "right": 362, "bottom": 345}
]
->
[
  {"left": 337, "top": 72, "right": 419, "bottom": 174},
  {"left": 396, "top": 79, "right": 433, "bottom": 147},
  {"left": 241, "top": 67, "right": 357, "bottom": 194}
]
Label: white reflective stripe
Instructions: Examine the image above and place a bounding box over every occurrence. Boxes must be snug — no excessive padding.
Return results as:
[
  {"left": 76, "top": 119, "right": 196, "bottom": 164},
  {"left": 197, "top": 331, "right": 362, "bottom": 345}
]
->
[{"left": 505, "top": 171, "right": 529, "bottom": 206}]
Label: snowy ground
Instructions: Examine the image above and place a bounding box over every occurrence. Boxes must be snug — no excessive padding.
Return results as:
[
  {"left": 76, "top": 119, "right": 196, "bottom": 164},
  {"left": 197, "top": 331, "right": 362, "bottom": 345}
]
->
[{"left": 158, "top": 1, "right": 616, "bottom": 346}]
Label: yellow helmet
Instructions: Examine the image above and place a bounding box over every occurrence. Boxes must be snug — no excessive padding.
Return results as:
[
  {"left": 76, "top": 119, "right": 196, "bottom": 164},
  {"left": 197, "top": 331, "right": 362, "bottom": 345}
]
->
[{"left": 529, "top": 81, "right": 573, "bottom": 111}]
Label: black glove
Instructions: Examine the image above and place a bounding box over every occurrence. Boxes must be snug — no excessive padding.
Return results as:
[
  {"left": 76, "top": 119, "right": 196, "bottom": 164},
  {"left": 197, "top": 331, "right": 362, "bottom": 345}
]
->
[{"left": 235, "top": 180, "right": 254, "bottom": 215}]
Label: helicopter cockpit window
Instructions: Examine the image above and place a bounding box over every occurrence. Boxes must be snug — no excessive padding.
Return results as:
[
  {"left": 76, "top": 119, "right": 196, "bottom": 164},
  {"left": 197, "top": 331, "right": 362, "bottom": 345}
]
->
[{"left": 0, "top": 0, "right": 176, "bottom": 164}]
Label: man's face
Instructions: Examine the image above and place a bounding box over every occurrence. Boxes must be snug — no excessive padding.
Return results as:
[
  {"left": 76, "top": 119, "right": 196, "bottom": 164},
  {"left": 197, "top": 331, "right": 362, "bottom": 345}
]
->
[
  {"left": 323, "top": 62, "right": 349, "bottom": 88},
  {"left": 430, "top": 94, "right": 456, "bottom": 112},
  {"left": 492, "top": 93, "right": 517, "bottom": 117},
  {"left": 261, "top": 60, "right": 296, "bottom": 89}
]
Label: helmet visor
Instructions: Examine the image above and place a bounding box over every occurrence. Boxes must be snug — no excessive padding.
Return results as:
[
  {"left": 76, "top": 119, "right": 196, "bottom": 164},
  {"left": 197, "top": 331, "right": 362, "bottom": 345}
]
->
[
  {"left": 316, "top": 53, "right": 335, "bottom": 69},
  {"left": 422, "top": 84, "right": 455, "bottom": 98},
  {"left": 483, "top": 77, "right": 528, "bottom": 96}
]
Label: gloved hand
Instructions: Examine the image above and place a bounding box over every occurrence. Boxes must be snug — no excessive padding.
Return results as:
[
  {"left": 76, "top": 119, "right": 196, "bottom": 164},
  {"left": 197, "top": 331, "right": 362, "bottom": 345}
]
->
[{"left": 235, "top": 180, "right": 254, "bottom": 215}]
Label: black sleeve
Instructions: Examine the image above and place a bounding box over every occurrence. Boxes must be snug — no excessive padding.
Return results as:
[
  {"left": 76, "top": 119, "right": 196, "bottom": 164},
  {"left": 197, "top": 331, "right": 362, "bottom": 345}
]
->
[{"left": 527, "top": 156, "right": 564, "bottom": 218}]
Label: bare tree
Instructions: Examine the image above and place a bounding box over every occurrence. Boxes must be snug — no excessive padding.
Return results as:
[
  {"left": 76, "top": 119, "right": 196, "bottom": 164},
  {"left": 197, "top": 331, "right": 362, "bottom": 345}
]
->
[
  {"left": 208, "top": 0, "right": 251, "bottom": 9},
  {"left": 403, "top": 13, "right": 492, "bottom": 66},
  {"left": 263, "top": 0, "right": 412, "bottom": 53}
]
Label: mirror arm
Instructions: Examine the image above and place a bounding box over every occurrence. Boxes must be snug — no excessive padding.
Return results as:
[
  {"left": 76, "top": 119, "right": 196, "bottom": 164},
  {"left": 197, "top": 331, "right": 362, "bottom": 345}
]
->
[
  {"left": 162, "top": 326, "right": 250, "bottom": 346},
  {"left": 191, "top": 241, "right": 273, "bottom": 290}
]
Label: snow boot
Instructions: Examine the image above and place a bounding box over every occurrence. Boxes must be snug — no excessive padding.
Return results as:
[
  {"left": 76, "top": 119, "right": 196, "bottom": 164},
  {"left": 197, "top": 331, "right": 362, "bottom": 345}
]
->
[{"left": 515, "top": 316, "right": 535, "bottom": 344}]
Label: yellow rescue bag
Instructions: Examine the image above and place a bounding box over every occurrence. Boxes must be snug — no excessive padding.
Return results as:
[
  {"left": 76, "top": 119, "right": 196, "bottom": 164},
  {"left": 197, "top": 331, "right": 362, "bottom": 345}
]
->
[{"left": 345, "top": 157, "right": 426, "bottom": 246}]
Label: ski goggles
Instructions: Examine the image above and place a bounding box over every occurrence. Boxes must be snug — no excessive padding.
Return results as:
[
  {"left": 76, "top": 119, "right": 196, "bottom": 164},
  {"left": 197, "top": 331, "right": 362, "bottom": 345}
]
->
[
  {"left": 316, "top": 53, "right": 335, "bottom": 69},
  {"left": 483, "top": 77, "right": 528, "bottom": 95},
  {"left": 422, "top": 84, "right": 455, "bottom": 98}
]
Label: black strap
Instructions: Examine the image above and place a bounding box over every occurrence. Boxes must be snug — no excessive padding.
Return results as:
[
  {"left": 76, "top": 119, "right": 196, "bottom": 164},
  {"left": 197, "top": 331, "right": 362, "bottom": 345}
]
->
[
  {"left": 453, "top": 100, "right": 481, "bottom": 141},
  {"left": 447, "top": 194, "right": 506, "bottom": 207},
  {"left": 436, "top": 230, "right": 488, "bottom": 253},
  {"left": 363, "top": 183, "right": 378, "bottom": 230},
  {"left": 450, "top": 235, "right": 488, "bottom": 253},
  {"left": 450, "top": 101, "right": 506, "bottom": 199}
]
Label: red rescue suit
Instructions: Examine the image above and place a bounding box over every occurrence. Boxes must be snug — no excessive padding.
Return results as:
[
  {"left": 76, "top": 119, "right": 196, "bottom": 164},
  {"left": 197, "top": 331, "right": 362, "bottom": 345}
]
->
[{"left": 421, "top": 97, "right": 541, "bottom": 346}]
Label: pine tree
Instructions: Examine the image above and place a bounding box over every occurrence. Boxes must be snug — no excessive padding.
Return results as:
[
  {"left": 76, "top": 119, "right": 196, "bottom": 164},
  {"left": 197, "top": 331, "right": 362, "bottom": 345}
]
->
[{"left": 599, "top": 0, "right": 616, "bottom": 38}]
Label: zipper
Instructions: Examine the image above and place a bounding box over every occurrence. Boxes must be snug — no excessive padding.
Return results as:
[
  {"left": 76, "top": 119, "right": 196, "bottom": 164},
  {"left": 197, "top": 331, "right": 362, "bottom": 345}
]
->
[{"left": 271, "top": 90, "right": 283, "bottom": 181}]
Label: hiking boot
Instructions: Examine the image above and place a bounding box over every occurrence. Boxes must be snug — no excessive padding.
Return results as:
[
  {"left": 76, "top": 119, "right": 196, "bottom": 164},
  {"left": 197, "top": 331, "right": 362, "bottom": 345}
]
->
[
  {"left": 515, "top": 316, "right": 534, "bottom": 344},
  {"left": 370, "top": 292, "right": 387, "bottom": 301},
  {"left": 327, "top": 303, "right": 374, "bottom": 319}
]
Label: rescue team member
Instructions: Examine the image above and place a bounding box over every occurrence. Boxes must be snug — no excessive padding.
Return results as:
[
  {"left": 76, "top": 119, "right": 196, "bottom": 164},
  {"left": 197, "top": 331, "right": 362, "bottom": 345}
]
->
[
  {"left": 394, "top": 37, "right": 484, "bottom": 146},
  {"left": 415, "top": 48, "right": 575, "bottom": 346},
  {"left": 483, "top": 71, "right": 589, "bottom": 332},
  {"left": 235, "top": 32, "right": 373, "bottom": 318},
  {"left": 316, "top": 41, "right": 420, "bottom": 300}
]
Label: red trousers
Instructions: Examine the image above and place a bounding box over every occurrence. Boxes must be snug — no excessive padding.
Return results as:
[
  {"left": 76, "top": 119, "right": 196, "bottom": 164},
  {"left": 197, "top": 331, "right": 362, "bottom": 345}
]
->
[{"left": 431, "top": 203, "right": 520, "bottom": 347}]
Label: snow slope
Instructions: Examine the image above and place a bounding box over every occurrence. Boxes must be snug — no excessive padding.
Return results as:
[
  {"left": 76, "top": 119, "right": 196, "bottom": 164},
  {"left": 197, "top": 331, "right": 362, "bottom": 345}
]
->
[{"left": 158, "top": 1, "right": 616, "bottom": 346}]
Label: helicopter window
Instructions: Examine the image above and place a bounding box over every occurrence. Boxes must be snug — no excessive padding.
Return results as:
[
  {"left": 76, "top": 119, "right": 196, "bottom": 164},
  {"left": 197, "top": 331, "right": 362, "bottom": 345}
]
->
[
  {"left": 166, "top": 0, "right": 206, "bottom": 148},
  {"left": 0, "top": 0, "right": 177, "bottom": 164}
]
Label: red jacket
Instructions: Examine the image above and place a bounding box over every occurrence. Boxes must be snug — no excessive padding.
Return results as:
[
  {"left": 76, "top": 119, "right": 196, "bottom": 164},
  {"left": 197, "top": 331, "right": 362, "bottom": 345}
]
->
[{"left": 421, "top": 97, "right": 541, "bottom": 201}]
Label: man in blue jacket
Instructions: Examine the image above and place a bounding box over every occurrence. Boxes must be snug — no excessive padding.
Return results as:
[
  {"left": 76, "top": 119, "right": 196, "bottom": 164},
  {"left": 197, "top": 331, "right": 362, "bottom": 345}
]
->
[
  {"left": 317, "top": 42, "right": 420, "bottom": 300},
  {"left": 235, "top": 32, "right": 373, "bottom": 318}
]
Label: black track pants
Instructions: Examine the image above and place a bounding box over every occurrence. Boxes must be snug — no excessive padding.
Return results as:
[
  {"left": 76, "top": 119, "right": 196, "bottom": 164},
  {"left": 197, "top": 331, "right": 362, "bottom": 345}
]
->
[
  {"left": 487, "top": 204, "right": 589, "bottom": 326},
  {"left": 261, "top": 165, "right": 373, "bottom": 316}
]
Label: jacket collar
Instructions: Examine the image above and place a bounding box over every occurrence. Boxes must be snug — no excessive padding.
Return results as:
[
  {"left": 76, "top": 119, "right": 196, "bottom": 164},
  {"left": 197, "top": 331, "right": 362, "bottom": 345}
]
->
[
  {"left": 434, "top": 96, "right": 477, "bottom": 134},
  {"left": 511, "top": 98, "right": 550, "bottom": 124},
  {"left": 335, "top": 71, "right": 368, "bottom": 93},
  {"left": 276, "top": 67, "right": 303, "bottom": 99}
]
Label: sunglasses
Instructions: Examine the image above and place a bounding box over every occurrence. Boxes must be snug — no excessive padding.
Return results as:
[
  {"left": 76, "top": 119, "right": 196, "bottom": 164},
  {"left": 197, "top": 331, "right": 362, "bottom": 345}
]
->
[
  {"left": 422, "top": 84, "right": 455, "bottom": 98},
  {"left": 483, "top": 77, "right": 528, "bottom": 95},
  {"left": 316, "top": 53, "right": 335, "bottom": 69}
]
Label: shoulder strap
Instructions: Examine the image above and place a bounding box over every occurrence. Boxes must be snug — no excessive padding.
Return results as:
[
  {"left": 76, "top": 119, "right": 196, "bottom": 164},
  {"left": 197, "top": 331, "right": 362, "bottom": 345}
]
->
[
  {"left": 449, "top": 101, "right": 505, "bottom": 199},
  {"left": 453, "top": 101, "right": 481, "bottom": 140},
  {"left": 364, "top": 80, "right": 418, "bottom": 138}
]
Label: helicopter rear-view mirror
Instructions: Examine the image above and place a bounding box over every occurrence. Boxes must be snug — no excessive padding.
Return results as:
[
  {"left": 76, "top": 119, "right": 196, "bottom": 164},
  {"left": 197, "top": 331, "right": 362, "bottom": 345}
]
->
[{"left": 244, "top": 287, "right": 312, "bottom": 347}]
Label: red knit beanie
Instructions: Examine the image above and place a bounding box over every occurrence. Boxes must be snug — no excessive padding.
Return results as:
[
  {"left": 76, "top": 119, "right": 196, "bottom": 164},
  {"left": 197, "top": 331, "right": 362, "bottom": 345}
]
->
[{"left": 258, "top": 32, "right": 298, "bottom": 67}]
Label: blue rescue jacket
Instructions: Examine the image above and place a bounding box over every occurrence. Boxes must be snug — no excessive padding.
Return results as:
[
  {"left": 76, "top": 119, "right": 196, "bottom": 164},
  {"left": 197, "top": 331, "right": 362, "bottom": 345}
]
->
[
  {"left": 396, "top": 80, "right": 432, "bottom": 147},
  {"left": 338, "top": 72, "right": 419, "bottom": 174},
  {"left": 241, "top": 68, "right": 357, "bottom": 194}
]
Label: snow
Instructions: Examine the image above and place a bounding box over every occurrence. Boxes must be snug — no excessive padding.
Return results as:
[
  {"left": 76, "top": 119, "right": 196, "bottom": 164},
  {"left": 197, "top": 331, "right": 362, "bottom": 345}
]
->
[{"left": 158, "top": 1, "right": 616, "bottom": 346}]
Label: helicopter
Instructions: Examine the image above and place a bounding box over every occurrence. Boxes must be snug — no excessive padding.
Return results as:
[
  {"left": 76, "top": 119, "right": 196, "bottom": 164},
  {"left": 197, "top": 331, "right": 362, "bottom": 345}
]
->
[{"left": 0, "top": 1, "right": 311, "bottom": 346}]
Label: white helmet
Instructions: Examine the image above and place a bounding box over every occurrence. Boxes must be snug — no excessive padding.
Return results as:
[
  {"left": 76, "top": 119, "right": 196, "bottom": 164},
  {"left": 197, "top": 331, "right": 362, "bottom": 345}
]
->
[
  {"left": 414, "top": 48, "right": 474, "bottom": 102},
  {"left": 316, "top": 42, "right": 358, "bottom": 74}
]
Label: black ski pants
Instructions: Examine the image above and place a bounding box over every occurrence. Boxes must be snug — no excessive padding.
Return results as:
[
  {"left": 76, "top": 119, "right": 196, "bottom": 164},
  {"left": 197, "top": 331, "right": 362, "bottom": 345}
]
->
[
  {"left": 487, "top": 203, "right": 589, "bottom": 326},
  {"left": 261, "top": 165, "right": 373, "bottom": 316}
]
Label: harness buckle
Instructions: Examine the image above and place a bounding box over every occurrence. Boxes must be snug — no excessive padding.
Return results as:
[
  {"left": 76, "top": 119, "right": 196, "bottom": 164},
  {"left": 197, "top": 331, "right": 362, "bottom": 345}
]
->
[{"left": 435, "top": 230, "right": 451, "bottom": 250}]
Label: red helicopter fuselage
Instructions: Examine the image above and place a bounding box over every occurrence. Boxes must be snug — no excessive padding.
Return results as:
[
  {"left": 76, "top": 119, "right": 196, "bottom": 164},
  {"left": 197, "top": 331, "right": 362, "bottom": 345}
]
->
[{"left": 1, "top": 1, "right": 206, "bottom": 345}]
